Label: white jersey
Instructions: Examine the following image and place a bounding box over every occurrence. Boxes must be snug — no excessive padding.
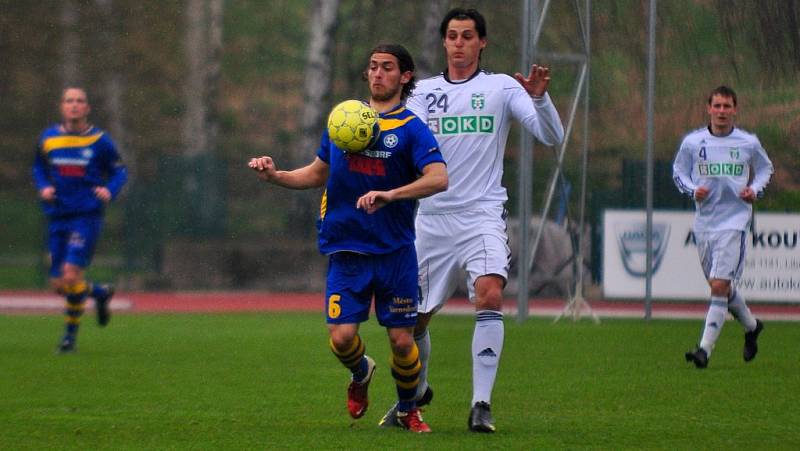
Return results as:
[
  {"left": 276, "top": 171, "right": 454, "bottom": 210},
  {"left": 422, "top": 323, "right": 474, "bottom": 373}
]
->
[
  {"left": 407, "top": 70, "right": 565, "bottom": 213},
  {"left": 673, "top": 126, "right": 773, "bottom": 233}
]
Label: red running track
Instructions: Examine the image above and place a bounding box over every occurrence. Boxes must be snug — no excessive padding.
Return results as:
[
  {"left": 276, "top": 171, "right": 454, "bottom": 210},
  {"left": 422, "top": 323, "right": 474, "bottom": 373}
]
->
[{"left": 3, "top": 290, "right": 800, "bottom": 320}]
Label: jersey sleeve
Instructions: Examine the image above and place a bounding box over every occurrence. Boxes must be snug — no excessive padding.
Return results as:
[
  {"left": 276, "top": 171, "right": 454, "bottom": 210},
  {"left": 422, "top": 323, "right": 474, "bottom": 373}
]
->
[
  {"left": 32, "top": 138, "right": 51, "bottom": 192},
  {"left": 672, "top": 138, "right": 697, "bottom": 198},
  {"left": 316, "top": 131, "right": 333, "bottom": 164},
  {"left": 749, "top": 136, "right": 773, "bottom": 197},
  {"left": 100, "top": 134, "right": 128, "bottom": 199},
  {"left": 506, "top": 80, "right": 565, "bottom": 146},
  {"left": 405, "top": 91, "right": 428, "bottom": 122},
  {"left": 409, "top": 118, "right": 444, "bottom": 173}
]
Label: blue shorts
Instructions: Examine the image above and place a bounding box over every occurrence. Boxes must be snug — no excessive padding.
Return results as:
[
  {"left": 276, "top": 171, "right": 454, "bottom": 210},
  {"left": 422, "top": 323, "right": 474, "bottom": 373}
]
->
[
  {"left": 325, "top": 245, "right": 419, "bottom": 328},
  {"left": 47, "top": 214, "right": 104, "bottom": 278}
]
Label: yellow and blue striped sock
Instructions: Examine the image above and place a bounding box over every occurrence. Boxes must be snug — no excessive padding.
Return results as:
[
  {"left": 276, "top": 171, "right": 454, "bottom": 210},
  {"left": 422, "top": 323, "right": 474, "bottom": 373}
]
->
[
  {"left": 330, "top": 335, "right": 368, "bottom": 381},
  {"left": 62, "top": 281, "right": 89, "bottom": 338},
  {"left": 392, "top": 343, "right": 421, "bottom": 412}
]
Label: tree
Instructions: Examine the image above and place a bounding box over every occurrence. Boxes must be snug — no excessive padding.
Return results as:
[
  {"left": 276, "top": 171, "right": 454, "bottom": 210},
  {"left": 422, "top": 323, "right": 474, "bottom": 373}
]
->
[
  {"left": 290, "top": 0, "right": 340, "bottom": 237},
  {"left": 416, "top": 0, "right": 448, "bottom": 78},
  {"left": 718, "top": 0, "right": 800, "bottom": 78},
  {"left": 180, "top": 0, "right": 226, "bottom": 235},
  {"left": 59, "top": 0, "right": 81, "bottom": 86},
  {"left": 94, "top": 0, "right": 131, "bottom": 179}
]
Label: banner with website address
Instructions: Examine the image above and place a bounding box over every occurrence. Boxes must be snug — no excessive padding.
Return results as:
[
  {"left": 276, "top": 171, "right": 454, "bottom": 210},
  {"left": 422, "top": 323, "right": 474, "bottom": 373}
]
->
[{"left": 602, "top": 210, "right": 800, "bottom": 303}]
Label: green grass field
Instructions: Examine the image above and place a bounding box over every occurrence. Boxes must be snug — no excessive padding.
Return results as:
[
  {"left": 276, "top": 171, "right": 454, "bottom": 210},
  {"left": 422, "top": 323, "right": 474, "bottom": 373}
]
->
[{"left": 2, "top": 312, "right": 799, "bottom": 450}]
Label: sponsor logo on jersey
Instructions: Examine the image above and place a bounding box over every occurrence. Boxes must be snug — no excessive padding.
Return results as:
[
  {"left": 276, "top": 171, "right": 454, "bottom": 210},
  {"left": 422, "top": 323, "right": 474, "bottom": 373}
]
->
[
  {"left": 471, "top": 93, "right": 485, "bottom": 110},
  {"left": 729, "top": 148, "right": 740, "bottom": 159},
  {"left": 347, "top": 153, "right": 385, "bottom": 176},
  {"left": 52, "top": 157, "right": 89, "bottom": 177},
  {"left": 81, "top": 148, "right": 93, "bottom": 159},
  {"left": 362, "top": 149, "right": 393, "bottom": 158},
  {"left": 428, "top": 115, "right": 495, "bottom": 135},
  {"left": 698, "top": 162, "right": 745, "bottom": 176}
]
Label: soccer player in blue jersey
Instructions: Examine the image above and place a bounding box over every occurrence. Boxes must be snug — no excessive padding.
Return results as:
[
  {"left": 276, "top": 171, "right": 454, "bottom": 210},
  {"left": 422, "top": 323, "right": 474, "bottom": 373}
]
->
[
  {"left": 674, "top": 86, "right": 773, "bottom": 368},
  {"left": 249, "top": 44, "right": 447, "bottom": 433},
  {"left": 33, "top": 87, "right": 128, "bottom": 353}
]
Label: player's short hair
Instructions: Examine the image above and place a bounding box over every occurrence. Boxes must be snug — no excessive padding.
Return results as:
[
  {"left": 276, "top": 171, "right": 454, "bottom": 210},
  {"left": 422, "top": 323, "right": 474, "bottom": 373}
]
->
[
  {"left": 365, "top": 43, "right": 416, "bottom": 100},
  {"left": 708, "top": 85, "right": 737, "bottom": 106},
  {"left": 61, "top": 86, "right": 89, "bottom": 103},
  {"left": 440, "top": 8, "right": 487, "bottom": 39}
]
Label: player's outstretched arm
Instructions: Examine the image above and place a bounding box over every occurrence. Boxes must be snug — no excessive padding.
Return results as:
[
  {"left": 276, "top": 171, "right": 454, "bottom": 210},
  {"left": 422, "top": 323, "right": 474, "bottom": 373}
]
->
[
  {"left": 356, "top": 162, "right": 447, "bottom": 214},
  {"left": 513, "top": 64, "right": 551, "bottom": 97},
  {"left": 510, "top": 65, "right": 565, "bottom": 146},
  {"left": 249, "top": 156, "right": 329, "bottom": 189}
]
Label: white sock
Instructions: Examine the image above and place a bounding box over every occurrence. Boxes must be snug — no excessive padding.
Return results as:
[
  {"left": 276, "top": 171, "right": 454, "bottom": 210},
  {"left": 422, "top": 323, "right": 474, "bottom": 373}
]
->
[
  {"left": 728, "top": 289, "right": 757, "bottom": 331},
  {"left": 699, "top": 296, "right": 727, "bottom": 356},
  {"left": 414, "top": 329, "right": 431, "bottom": 399},
  {"left": 472, "top": 310, "right": 504, "bottom": 406}
]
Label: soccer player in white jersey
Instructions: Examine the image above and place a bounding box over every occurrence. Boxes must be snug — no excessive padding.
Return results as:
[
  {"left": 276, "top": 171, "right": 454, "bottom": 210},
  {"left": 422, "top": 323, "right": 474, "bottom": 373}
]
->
[
  {"left": 378, "top": 8, "right": 564, "bottom": 432},
  {"left": 673, "top": 85, "right": 773, "bottom": 369}
]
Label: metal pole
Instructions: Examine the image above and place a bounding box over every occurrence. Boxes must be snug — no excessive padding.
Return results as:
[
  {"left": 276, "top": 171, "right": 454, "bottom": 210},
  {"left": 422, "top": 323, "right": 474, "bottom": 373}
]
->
[
  {"left": 552, "top": 0, "right": 598, "bottom": 324},
  {"left": 517, "top": 0, "right": 535, "bottom": 323},
  {"left": 532, "top": 0, "right": 551, "bottom": 47},
  {"left": 644, "top": 0, "right": 657, "bottom": 320},
  {"left": 574, "top": 0, "right": 590, "bottom": 309},
  {"left": 527, "top": 65, "right": 586, "bottom": 274}
]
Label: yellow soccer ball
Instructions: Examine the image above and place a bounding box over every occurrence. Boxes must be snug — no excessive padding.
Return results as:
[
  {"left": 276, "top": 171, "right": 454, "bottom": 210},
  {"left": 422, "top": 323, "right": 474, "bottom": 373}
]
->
[{"left": 327, "top": 100, "right": 380, "bottom": 153}]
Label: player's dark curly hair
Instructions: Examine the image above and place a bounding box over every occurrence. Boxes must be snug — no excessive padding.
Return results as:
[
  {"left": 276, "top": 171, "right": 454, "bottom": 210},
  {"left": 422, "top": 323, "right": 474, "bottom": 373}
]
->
[
  {"left": 364, "top": 44, "right": 416, "bottom": 100},
  {"left": 439, "top": 8, "right": 487, "bottom": 38},
  {"left": 708, "top": 85, "right": 737, "bottom": 106}
]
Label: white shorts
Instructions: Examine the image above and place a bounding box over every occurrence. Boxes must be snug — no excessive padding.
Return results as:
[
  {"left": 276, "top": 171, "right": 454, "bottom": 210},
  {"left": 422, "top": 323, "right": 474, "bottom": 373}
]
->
[
  {"left": 695, "top": 230, "right": 747, "bottom": 281},
  {"left": 415, "top": 205, "right": 511, "bottom": 314}
]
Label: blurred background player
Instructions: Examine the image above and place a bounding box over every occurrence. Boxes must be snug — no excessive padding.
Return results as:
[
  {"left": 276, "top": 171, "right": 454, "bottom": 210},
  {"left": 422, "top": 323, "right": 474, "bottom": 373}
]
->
[
  {"left": 674, "top": 85, "right": 773, "bottom": 369},
  {"left": 33, "top": 87, "right": 128, "bottom": 353},
  {"left": 248, "top": 44, "right": 447, "bottom": 433},
  {"left": 380, "top": 8, "right": 565, "bottom": 433}
]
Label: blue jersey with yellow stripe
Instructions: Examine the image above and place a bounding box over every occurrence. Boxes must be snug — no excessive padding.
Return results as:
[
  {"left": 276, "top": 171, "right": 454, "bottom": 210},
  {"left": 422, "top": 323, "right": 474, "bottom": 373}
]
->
[
  {"left": 316, "top": 103, "right": 444, "bottom": 255},
  {"left": 33, "top": 124, "right": 128, "bottom": 218}
]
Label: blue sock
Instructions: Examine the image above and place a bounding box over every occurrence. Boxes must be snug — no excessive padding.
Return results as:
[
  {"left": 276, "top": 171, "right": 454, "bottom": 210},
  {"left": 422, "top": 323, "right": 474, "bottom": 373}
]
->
[
  {"left": 90, "top": 283, "right": 109, "bottom": 299},
  {"left": 351, "top": 357, "right": 369, "bottom": 382}
]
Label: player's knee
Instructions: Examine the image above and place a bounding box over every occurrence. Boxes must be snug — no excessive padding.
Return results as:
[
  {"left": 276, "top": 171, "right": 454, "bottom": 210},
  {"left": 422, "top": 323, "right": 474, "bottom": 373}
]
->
[
  {"left": 474, "top": 275, "right": 505, "bottom": 310},
  {"left": 61, "top": 267, "right": 83, "bottom": 287},
  {"left": 62, "top": 280, "right": 89, "bottom": 295},
  {"left": 709, "top": 279, "right": 731, "bottom": 297},
  {"left": 328, "top": 327, "right": 358, "bottom": 352},
  {"left": 389, "top": 333, "right": 415, "bottom": 356},
  {"left": 59, "top": 264, "right": 84, "bottom": 293},
  {"left": 475, "top": 288, "right": 503, "bottom": 311},
  {"left": 50, "top": 279, "right": 65, "bottom": 294},
  {"left": 329, "top": 336, "right": 353, "bottom": 353}
]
